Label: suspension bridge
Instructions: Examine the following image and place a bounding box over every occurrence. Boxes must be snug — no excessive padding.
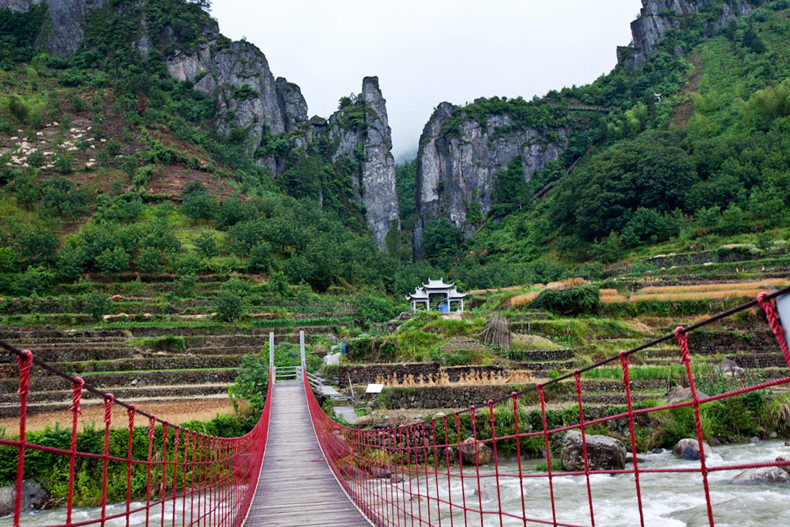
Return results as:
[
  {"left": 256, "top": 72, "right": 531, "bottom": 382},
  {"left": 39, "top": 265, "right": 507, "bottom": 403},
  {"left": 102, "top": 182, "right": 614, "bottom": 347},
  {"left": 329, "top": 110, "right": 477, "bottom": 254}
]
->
[{"left": 1, "top": 289, "right": 790, "bottom": 527}]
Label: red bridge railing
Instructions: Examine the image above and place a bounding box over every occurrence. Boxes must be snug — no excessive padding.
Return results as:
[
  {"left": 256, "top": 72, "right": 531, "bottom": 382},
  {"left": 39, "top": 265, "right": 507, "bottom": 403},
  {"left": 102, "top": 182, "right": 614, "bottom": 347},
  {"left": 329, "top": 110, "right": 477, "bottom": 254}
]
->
[
  {"left": 0, "top": 339, "right": 272, "bottom": 527},
  {"left": 305, "top": 289, "right": 790, "bottom": 527}
]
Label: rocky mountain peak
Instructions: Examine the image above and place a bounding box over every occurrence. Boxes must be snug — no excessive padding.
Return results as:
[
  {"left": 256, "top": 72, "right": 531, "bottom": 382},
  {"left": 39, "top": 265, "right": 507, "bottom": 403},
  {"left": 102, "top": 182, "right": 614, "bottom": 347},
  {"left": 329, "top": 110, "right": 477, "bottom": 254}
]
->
[
  {"left": 621, "top": 0, "right": 755, "bottom": 65},
  {"left": 413, "top": 99, "right": 567, "bottom": 260}
]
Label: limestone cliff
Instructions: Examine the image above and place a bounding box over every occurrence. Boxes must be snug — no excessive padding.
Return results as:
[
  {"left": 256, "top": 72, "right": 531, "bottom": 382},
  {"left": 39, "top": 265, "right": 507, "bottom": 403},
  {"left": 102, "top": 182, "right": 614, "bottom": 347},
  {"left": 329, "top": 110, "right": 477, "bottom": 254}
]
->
[
  {"left": 166, "top": 39, "right": 307, "bottom": 159},
  {"left": 0, "top": 0, "right": 399, "bottom": 251},
  {"left": 0, "top": 0, "right": 108, "bottom": 57},
  {"left": 413, "top": 101, "right": 567, "bottom": 260},
  {"left": 317, "top": 77, "right": 400, "bottom": 251},
  {"left": 621, "top": 0, "right": 755, "bottom": 65}
]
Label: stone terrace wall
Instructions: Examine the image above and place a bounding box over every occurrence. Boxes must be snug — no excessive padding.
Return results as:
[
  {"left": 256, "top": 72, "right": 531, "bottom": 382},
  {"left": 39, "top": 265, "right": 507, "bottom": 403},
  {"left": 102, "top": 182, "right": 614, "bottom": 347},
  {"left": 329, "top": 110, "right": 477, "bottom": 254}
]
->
[
  {"left": 377, "top": 379, "right": 667, "bottom": 410},
  {"left": 339, "top": 363, "right": 506, "bottom": 385}
]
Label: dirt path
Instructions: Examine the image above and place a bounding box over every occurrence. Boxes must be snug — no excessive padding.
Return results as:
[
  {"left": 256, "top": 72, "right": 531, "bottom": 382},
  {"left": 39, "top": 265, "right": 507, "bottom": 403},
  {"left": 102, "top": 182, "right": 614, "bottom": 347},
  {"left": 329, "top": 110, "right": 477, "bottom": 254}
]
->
[{"left": 0, "top": 398, "right": 239, "bottom": 436}]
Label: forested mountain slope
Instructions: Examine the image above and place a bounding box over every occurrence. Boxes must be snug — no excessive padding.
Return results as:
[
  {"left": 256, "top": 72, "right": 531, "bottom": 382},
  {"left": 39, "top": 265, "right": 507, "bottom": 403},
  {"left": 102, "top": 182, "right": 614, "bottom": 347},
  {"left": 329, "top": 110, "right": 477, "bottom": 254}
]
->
[
  {"left": 0, "top": 0, "right": 788, "bottom": 300},
  {"left": 406, "top": 0, "right": 790, "bottom": 287}
]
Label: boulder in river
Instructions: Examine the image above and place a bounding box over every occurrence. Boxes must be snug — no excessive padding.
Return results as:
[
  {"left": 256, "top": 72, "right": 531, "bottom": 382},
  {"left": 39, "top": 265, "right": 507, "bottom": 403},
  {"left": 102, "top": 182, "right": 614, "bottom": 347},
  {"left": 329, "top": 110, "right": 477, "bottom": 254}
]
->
[
  {"left": 626, "top": 453, "right": 647, "bottom": 464},
  {"left": 560, "top": 430, "right": 626, "bottom": 471},
  {"left": 459, "top": 438, "right": 493, "bottom": 465},
  {"left": 776, "top": 454, "right": 790, "bottom": 474},
  {"left": 673, "top": 438, "right": 712, "bottom": 461},
  {"left": 731, "top": 466, "right": 790, "bottom": 485},
  {"left": 0, "top": 480, "right": 48, "bottom": 517}
]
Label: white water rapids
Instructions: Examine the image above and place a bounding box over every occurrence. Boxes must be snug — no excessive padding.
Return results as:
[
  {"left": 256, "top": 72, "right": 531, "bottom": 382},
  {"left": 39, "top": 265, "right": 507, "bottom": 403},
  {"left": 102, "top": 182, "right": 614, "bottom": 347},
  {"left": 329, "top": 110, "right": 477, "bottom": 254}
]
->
[{"left": 2, "top": 441, "right": 788, "bottom": 526}]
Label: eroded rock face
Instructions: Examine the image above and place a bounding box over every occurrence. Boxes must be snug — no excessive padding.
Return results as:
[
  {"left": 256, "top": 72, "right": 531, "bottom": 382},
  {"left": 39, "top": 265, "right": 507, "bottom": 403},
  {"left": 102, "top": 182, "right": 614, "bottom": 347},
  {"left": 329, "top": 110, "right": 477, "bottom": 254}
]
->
[
  {"left": 276, "top": 77, "right": 309, "bottom": 132},
  {"left": 0, "top": 0, "right": 110, "bottom": 57},
  {"left": 321, "top": 77, "right": 399, "bottom": 250},
  {"left": 623, "top": 0, "right": 755, "bottom": 66},
  {"left": 413, "top": 101, "right": 566, "bottom": 259},
  {"left": 166, "top": 40, "right": 304, "bottom": 158},
  {"left": 560, "top": 430, "right": 626, "bottom": 471}
]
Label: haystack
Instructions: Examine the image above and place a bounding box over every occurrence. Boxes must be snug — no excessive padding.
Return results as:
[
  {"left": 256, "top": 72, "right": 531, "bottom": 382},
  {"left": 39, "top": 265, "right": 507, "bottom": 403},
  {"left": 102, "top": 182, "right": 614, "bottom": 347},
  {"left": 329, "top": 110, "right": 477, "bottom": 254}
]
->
[{"left": 479, "top": 314, "right": 510, "bottom": 352}]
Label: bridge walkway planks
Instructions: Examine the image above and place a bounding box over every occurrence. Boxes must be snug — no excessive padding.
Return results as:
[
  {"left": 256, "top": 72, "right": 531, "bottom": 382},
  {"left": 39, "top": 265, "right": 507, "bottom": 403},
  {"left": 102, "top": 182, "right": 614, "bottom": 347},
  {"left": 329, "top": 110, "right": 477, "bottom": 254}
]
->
[{"left": 244, "top": 381, "right": 372, "bottom": 527}]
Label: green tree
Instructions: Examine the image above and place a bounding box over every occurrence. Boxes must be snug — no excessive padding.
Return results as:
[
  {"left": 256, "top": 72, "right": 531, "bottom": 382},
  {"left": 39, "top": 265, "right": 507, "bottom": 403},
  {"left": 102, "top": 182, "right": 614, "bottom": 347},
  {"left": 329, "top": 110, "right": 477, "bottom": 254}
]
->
[
  {"left": 493, "top": 155, "right": 526, "bottom": 211},
  {"left": 181, "top": 188, "right": 217, "bottom": 223},
  {"left": 550, "top": 132, "right": 697, "bottom": 241},
  {"left": 95, "top": 247, "right": 130, "bottom": 274},
  {"left": 228, "top": 351, "right": 270, "bottom": 412},
  {"left": 13, "top": 174, "right": 39, "bottom": 210},
  {"left": 176, "top": 273, "right": 199, "bottom": 297},
  {"left": 83, "top": 293, "right": 110, "bottom": 320},
  {"left": 215, "top": 279, "right": 251, "bottom": 322},
  {"left": 13, "top": 222, "right": 57, "bottom": 266},
  {"left": 14, "top": 266, "right": 54, "bottom": 296},
  {"left": 353, "top": 291, "right": 398, "bottom": 326},
  {"left": 8, "top": 95, "right": 29, "bottom": 123},
  {"left": 40, "top": 177, "right": 91, "bottom": 218},
  {"left": 57, "top": 240, "right": 88, "bottom": 280},
  {"left": 249, "top": 242, "right": 272, "bottom": 271},
  {"left": 137, "top": 248, "right": 164, "bottom": 274},
  {"left": 195, "top": 232, "right": 218, "bottom": 257},
  {"left": 423, "top": 218, "right": 464, "bottom": 263},
  {"left": 55, "top": 152, "right": 73, "bottom": 175},
  {"left": 266, "top": 271, "right": 290, "bottom": 297}
]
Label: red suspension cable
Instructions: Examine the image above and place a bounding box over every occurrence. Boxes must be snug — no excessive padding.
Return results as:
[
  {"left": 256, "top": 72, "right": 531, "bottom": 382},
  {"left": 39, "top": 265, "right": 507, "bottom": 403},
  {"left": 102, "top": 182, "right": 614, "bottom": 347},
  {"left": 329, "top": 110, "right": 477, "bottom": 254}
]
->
[{"left": 2, "top": 339, "right": 272, "bottom": 527}]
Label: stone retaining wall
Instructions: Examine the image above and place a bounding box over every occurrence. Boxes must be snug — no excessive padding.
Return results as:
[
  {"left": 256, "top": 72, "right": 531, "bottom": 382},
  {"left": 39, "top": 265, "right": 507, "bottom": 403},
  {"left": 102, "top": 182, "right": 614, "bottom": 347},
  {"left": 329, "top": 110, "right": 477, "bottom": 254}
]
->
[
  {"left": 339, "top": 363, "right": 510, "bottom": 385},
  {"left": 0, "top": 355, "right": 242, "bottom": 378},
  {"left": 376, "top": 379, "right": 666, "bottom": 410},
  {"left": 0, "top": 368, "right": 238, "bottom": 392}
]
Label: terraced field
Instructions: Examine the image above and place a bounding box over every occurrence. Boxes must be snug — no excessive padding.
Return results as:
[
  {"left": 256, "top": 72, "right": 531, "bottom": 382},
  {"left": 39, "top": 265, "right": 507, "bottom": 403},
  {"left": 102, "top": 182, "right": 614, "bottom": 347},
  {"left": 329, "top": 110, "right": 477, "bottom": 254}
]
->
[
  {"left": 0, "top": 275, "right": 354, "bottom": 428},
  {"left": 2, "top": 258, "right": 788, "bottom": 422}
]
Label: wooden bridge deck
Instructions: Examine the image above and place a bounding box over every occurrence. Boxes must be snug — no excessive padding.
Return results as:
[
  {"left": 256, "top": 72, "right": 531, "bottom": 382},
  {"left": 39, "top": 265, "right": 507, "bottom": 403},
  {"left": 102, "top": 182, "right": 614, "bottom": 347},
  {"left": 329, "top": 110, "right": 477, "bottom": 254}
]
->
[{"left": 244, "top": 382, "right": 371, "bottom": 527}]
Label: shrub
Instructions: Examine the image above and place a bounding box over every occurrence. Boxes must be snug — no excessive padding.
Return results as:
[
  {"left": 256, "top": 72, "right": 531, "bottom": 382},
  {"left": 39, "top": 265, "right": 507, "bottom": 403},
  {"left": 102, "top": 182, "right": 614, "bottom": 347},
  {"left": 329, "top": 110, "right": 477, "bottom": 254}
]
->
[
  {"left": 54, "top": 152, "right": 73, "bottom": 175},
  {"left": 95, "top": 247, "right": 130, "bottom": 275},
  {"left": 105, "top": 139, "right": 122, "bottom": 156},
  {"left": 15, "top": 266, "right": 54, "bottom": 296},
  {"left": 137, "top": 248, "right": 164, "bottom": 274},
  {"left": 531, "top": 285, "right": 600, "bottom": 315},
  {"left": 353, "top": 292, "right": 398, "bottom": 326},
  {"left": 195, "top": 232, "right": 218, "bottom": 258},
  {"left": 0, "top": 247, "right": 20, "bottom": 273},
  {"left": 266, "top": 271, "right": 290, "bottom": 297},
  {"left": 249, "top": 242, "right": 272, "bottom": 271},
  {"left": 82, "top": 293, "right": 110, "bottom": 320},
  {"left": 215, "top": 287, "right": 248, "bottom": 322},
  {"left": 175, "top": 273, "right": 199, "bottom": 297},
  {"left": 173, "top": 253, "right": 203, "bottom": 274},
  {"left": 27, "top": 150, "right": 45, "bottom": 168},
  {"left": 228, "top": 351, "right": 270, "bottom": 411}
]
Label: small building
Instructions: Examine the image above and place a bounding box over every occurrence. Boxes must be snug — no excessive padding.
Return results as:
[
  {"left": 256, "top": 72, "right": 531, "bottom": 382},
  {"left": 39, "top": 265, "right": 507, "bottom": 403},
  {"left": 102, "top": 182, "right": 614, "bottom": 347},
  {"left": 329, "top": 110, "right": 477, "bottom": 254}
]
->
[{"left": 406, "top": 278, "right": 468, "bottom": 313}]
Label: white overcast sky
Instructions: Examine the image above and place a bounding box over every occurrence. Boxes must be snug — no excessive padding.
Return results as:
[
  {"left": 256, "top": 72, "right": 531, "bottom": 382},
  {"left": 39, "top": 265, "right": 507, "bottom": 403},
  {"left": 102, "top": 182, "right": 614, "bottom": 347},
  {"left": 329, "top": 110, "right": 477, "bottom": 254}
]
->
[{"left": 210, "top": 0, "right": 643, "bottom": 161}]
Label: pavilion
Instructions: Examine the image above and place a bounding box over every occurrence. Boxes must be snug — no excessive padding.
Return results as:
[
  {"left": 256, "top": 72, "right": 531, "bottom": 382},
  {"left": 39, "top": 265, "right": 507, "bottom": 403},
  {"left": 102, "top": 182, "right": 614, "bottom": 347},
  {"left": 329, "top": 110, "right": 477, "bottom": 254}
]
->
[{"left": 406, "top": 278, "right": 468, "bottom": 313}]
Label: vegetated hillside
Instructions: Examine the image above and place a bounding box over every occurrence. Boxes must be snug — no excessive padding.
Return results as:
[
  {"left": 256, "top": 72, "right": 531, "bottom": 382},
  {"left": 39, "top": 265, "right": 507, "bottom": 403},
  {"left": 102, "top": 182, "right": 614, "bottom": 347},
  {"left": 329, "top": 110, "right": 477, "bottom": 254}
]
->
[
  {"left": 0, "top": 0, "right": 788, "bottom": 309},
  {"left": 0, "top": 0, "right": 423, "bottom": 298},
  {"left": 405, "top": 0, "right": 790, "bottom": 287}
]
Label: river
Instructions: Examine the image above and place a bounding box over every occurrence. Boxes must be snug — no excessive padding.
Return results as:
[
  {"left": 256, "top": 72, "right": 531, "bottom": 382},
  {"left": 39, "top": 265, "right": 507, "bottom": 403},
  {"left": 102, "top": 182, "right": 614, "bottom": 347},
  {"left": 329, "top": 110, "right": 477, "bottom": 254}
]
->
[{"left": 2, "top": 441, "right": 788, "bottom": 526}]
